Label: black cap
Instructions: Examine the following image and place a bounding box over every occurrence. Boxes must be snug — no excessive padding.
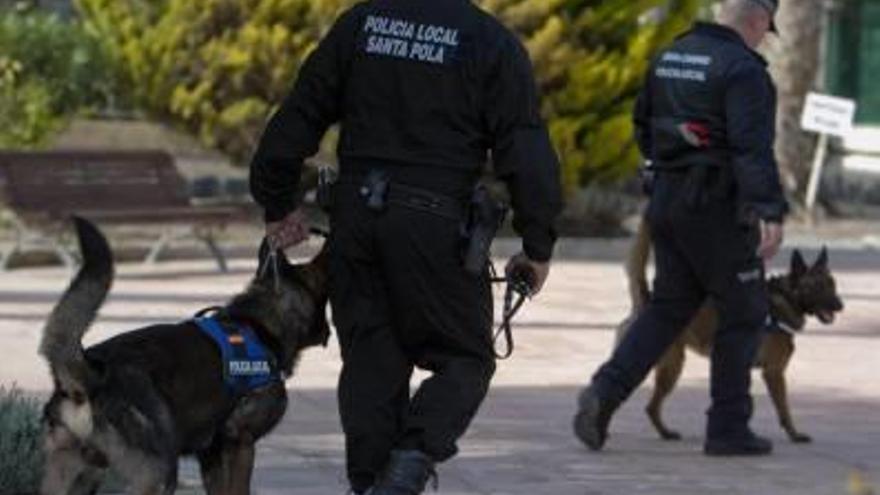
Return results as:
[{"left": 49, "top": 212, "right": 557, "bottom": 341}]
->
[{"left": 751, "top": 0, "right": 779, "bottom": 33}]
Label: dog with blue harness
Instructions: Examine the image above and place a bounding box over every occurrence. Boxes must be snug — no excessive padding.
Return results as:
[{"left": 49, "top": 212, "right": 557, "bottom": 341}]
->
[{"left": 39, "top": 217, "right": 331, "bottom": 495}]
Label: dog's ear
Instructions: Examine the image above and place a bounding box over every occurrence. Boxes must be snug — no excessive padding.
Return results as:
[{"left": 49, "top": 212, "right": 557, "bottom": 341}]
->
[
  {"left": 791, "top": 249, "right": 808, "bottom": 278},
  {"left": 814, "top": 246, "right": 829, "bottom": 270}
]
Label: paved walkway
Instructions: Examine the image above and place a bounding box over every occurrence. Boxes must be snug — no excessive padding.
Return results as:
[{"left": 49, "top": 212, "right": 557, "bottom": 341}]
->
[{"left": 1, "top": 242, "right": 877, "bottom": 494}]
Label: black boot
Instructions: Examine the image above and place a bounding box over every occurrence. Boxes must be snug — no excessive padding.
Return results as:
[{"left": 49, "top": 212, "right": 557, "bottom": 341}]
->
[
  {"left": 704, "top": 430, "right": 773, "bottom": 456},
  {"left": 366, "top": 450, "right": 437, "bottom": 495},
  {"left": 572, "top": 385, "right": 618, "bottom": 451}
]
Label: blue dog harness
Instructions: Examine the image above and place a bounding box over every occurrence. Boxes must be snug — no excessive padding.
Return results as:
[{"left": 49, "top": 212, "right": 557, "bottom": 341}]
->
[{"left": 193, "top": 315, "right": 281, "bottom": 397}]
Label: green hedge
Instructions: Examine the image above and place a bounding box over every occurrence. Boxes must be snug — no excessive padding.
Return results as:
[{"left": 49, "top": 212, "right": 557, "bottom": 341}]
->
[
  {"left": 75, "top": 0, "right": 702, "bottom": 190},
  {"left": 0, "top": 7, "right": 127, "bottom": 147},
  {"left": 0, "top": 387, "right": 44, "bottom": 495}
]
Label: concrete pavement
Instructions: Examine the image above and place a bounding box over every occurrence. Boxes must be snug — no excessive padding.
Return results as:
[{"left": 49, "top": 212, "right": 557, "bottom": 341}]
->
[{"left": 0, "top": 241, "right": 877, "bottom": 494}]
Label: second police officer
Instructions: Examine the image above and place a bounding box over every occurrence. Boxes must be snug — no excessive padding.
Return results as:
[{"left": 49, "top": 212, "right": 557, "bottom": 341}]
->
[{"left": 574, "top": 0, "right": 789, "bottom": 457}]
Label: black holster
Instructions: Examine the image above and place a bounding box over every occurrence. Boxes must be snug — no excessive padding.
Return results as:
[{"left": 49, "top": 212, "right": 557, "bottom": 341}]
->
[
  {"left": 361, "top": 170, "right": 390, "bottom": 212},
  {"left": 460, "top": 185, "right": 507, "bottom": 276}
]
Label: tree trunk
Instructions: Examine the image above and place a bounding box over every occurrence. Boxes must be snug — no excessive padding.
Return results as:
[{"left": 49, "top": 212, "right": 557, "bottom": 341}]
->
[{"left": 764, "top": 0, "right": 825, "bottom": 203}]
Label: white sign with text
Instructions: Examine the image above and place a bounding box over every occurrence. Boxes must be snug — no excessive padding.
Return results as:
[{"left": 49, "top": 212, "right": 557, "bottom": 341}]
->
[{"left": 801, "top": 92, "right": 857, "bottom": 137}]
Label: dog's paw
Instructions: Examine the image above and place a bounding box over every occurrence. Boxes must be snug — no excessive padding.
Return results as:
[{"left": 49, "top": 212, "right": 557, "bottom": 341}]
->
[{"left": 790, "top": 432, "right": 813, "bottom": 443}]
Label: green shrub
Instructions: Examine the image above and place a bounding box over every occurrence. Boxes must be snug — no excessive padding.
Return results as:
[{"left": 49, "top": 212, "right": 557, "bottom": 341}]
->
[
  {"left": 0, "top": 7, "right": 122, "bottom": 113},
  {"left": 557, "top": 183, "right": 643, "bottom": 237},
  {"left": 0, "top": 56, "right": 61, "bottom": 148},
  {"left": 76, "top": 0, "right": 701, "bottom": 185},
  {"left": 75, "top": 0, "right": 351, "bottom": 163},
  {"left": 0, "top": 8, "right": 128, "bottom": 147},
  {"left": 485, "top": 0, "right": 703, "bottom": 189},
  {"left": 0, "top": 386, "right": 44, "bottom": 495}
]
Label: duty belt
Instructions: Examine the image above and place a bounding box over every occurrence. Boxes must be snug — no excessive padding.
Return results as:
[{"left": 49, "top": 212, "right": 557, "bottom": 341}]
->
[
  {"left": 340, "top": 171, "right": 465, "bottom": 220},
  {"left": 376, "top": 182, "right": 463, "bottom": 220},
  {"left": 650, "top": 162, "right": 733, "bottom": 209}
]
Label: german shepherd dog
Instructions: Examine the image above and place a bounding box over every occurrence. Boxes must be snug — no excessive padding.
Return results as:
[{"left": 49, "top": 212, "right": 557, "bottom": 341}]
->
[
  {"left": 618, "top": 219, "right": 844, "bottom": 443},
  {"left": 39, "top": 218, "right": 330, "bottom": 495}
]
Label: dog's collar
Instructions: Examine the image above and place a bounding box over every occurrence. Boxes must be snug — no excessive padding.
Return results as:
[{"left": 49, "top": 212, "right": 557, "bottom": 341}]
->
[
  {"left": 766, "top": 314, "right": 800, "bottom": 337},
  {"left": 777, "top": 319, "right": 799, "bottom": 336}
]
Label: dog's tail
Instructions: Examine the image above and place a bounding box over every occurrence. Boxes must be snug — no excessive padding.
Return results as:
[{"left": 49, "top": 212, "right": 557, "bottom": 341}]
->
[
  {"left": 625, "top": 216, "right": 652, "bottom": 312},
  {"left": 39, "top": 217, "right": 114, "bottom": 397}
]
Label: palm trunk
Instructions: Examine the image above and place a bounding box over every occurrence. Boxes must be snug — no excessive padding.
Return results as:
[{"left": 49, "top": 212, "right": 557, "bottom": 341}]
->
[{"left": 765, "top": 0, "right": 825, "bottom": 203}]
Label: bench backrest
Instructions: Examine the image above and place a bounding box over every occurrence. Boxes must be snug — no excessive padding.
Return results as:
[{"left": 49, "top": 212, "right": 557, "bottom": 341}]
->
[{"left": 0, "top": 151, "right": 190, "bottom": 220}]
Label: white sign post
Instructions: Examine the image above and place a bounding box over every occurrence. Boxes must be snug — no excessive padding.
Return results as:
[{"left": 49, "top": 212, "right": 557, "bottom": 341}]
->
[{"left": 800, "top": 92, "right": 857, "bottom": 213}]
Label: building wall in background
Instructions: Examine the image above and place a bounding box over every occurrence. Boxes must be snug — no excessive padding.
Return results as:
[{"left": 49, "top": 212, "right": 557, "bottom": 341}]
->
[
  {"left": 823, "top": 0, "right": 880, "bottom": 214},
  {"left": 827, "top": 0, "right": 880, "bottom": 125}
]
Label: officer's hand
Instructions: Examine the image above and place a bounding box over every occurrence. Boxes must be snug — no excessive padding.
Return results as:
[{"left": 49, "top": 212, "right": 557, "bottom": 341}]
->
[
  {"left": 757, "top": 220, "right": 784, "bottom": 261},
  {"left": 505, "top": 252, "right": 550, "bottom": 296},
  {"left": 266, "top": 209, "right": 309, "bottom": 250}
]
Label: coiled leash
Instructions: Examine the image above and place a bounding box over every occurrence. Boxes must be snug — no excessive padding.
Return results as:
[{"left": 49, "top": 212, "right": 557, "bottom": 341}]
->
[{"left": 489, "top": 264, "right": 534, "bottom": 360}]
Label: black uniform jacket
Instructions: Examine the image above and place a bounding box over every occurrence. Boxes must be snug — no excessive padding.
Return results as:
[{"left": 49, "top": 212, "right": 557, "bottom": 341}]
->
[
  {"left": 250, "top": 0, "right": 562, "bottom": 261},
  {"left": 634, "top": 22, "right": 788, "bottom": 222}
]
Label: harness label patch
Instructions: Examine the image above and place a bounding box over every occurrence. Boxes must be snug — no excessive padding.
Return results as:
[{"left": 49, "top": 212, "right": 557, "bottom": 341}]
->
[
  {"left": 362, "top": 15, "right": 460, "bottom": 65},
  {"left": 194, "top": 316, "right": 280, "bottom": 395},
  {"left": 229, "top": 360, "right": 272, "bottom": 376}
]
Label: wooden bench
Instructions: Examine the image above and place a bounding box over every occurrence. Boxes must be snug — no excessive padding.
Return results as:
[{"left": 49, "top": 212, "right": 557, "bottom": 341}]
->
[{"left": 0, "top": 150, "right": 243, "bottom": 271}]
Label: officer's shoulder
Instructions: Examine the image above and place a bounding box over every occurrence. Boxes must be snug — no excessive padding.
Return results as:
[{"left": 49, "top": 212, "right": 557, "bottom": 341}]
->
[
  {"left": 728, "top": 45, "right": 767, "bottom": 66},
  {"left": 343, "top": 1, "right": 373, "bottom": 17},
  {"left": 468, "top": 5, "right": 524, "bottom": 53},
  {"left": 331, "top": 1, "right": 371, "bottom": 28},
  {"left": 705, "top": 33, "right": 767, "bottom": 68},
  {"left": 722, "top": 49, "right": 770, "bottom": 82},
  {"left": 689, "top": 34, "right": 767, "bottom": 83}
]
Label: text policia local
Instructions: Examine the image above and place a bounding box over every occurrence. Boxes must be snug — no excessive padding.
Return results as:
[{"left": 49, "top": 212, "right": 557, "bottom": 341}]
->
[{"left": 363, "top": 15, "right": 460, "bottom": 65}]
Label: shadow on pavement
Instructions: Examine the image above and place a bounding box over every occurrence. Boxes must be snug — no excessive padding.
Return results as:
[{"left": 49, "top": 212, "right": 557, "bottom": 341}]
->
[{"left": 231, "top": 384, "right": 880, "bottom": 495}]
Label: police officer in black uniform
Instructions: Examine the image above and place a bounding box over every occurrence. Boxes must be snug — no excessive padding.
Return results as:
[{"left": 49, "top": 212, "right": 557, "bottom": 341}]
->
[
  {"left": 249, "top": 0, "right": 562, "bottom": 493},
  {"left": 573, "top": 0, "right": 787, "bottom": 457}
]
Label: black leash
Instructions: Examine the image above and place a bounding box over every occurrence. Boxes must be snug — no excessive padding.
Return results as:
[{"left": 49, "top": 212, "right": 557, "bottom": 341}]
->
[{"left": 490, "top": 264, "right": 533, "bottom": 360}]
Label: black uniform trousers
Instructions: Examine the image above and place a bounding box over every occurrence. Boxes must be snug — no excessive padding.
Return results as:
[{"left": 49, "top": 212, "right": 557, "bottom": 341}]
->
[
  {"left": 593, "top": 169, "right": 769, "bottom": 439},
  {"left": 327, "top": 178, "right": 496, "bottom": 492}
]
